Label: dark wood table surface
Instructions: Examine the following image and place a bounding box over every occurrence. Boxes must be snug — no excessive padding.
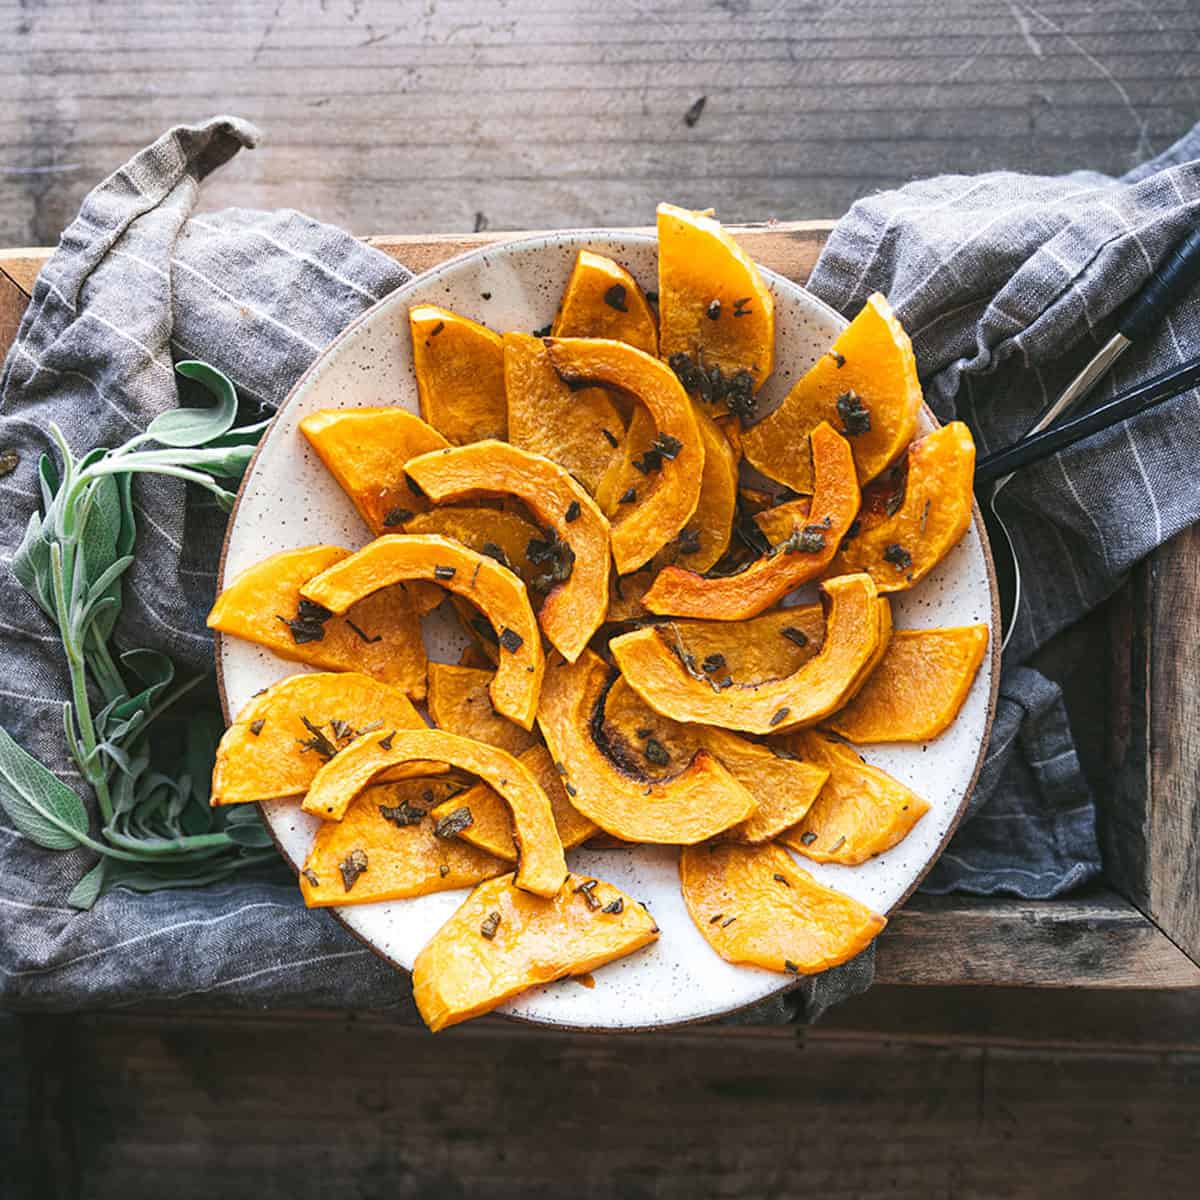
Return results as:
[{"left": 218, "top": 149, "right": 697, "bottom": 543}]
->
[{"left": 3, "top": 2, "right": 1200, "bottom": 1197}]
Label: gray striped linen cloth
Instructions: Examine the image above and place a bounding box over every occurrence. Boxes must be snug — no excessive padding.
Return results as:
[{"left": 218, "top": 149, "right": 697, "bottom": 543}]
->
[{"left": 0, "top": 114, "right": 1195, "bottom": 1017}]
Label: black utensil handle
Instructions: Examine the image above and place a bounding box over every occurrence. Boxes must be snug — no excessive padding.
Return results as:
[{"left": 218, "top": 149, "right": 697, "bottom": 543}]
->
[
  {"left": 1118, "top": 225, "right": 1200, "bottom": 342},
  {"left": 975, "top": 352, "right": 1200, "bottom": 486}
]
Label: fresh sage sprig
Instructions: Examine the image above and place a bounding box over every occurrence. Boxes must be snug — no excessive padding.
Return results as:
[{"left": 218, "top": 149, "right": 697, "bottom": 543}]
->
[{"left": 0, "top": 361, "right": 279, "bottom": 908}]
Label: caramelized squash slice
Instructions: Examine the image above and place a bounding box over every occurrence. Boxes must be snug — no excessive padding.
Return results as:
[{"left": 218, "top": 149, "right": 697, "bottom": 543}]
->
[
  {"left": 413, "top": 872, "right": 659, "bottom": 1032},
  {"left": 298, "top": 407, "right": 448, "bottom": 535},
  {"left": 301, "top": 729, "right": 567, "bottom": 897},
  {"left": 776, "top": 730, "right": 929, "bottom": 864},
  {"left": 595, "top": 401, "right": 654, "bottom": 516},
  {"left": 405, "top": 441, "right": 610, "bottom": 662},
  {"left": 679, "top": 842, "right": 886, "bottom": 975},
  {"left": 300, "top": 534, "right": 543, "bottom": 729},
  {"left": 825, "top": 625, "right": 989, "bottom": 743},
  {"left": 611, "top": 574, "right": 884, "bottom": 734},
  {"left": 426, "top": 662, "right": 540, "bottom": 757},
  {"left": 828, "top": 421, "right": 977, "bottom": 592},
  {"left": 665, "top": 605, "right": 825, "bottom": 685},
  {"left": 536, "top": 650, "right": 756, "bottom": 843},
  {"left": 299, "top": 778, "right": 507, "bottom": 907},
  {"left": 643, "top": 423, "right": 858, "bottom": 619},
  {"left": 742, "top": 292, "right": 921, "bottom": 490},
  {"left": 544, "top": 337, "right": 702, "bottom": 573},
  {"left": 552, "top": 249, "right": 659, "bottom": 355},
  {"left": 208, "top": 546, "right": 426, "bottom": 699}
]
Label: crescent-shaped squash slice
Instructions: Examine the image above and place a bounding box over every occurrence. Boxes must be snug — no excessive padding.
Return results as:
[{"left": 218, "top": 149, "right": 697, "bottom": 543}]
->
[
  {"left": 299, "top": 534, "right": 543, "bottom": 729},
  {"left": 657, "top": 203, "right": 775, "bottom": 397},
  {"left": 595, "top": 401, "right": 654, "bottom": 516},
  {"left": 544, "top": 337, "right": 703, "bottom": 574},
  {"left": 426, "top": 662, "right": 540, "bottom": 757},
  {"left": 298, "top": 407, "right": 448, "bottom": 535},
  {"left": 642, "top": 423, "right": 858, "bottom": 619},
  {"left": 207, "top": 546, "right": 427, "bottom": 699},
  {"left": 610, "top": 573, "right": 883, "bottom": 735},
  {"left": 410, "top": 304, "right": 507, "bottom": 444},
  {"left": 301, "top": 729, "right": 567, "bottom": 897},
  {"left": 536, "top": 650, "right": 756, "bottom": 843},
  {"left": 827, "top": 421, "right": 977, "bottom": 592},
  {"left": 298, "top": 778, "right": 507, "bottom": 907},
  {"left": 551, "top": 249, "right": 659, "bottom": 355},
  {"left": 405, "top": 441, "right": 610, "bottom": 662},
  {"left": 504, "top": 332, "right": 626, "bottom": 494},
  {"left": 775, "top": 730, "right": 929, "bottom": 865},
  {"left": 413, "top": 872, "right": 659, "bottom": 1032},
  {"left": 663, "top": 605, "right": 825, "bottom": 686},
  {"left": 824, "top": 625, "right": 988, "bottom": 743},
  {"left": 742, "top": 292, "right": 921, "bottom": 491},
  {"left": 429, "top": 744, "right": 598, "bottom": 861},
  {"left": 211, "top": 671, "right": 429, "bottom": 806},
  {"left": 679, "top": 842, "right": 885, "bottom": 975}
]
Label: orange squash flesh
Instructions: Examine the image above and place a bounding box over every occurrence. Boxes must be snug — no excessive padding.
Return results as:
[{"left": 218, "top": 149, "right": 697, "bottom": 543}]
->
[
  {"left": 775, "top": 730, "right": 930, "bottom": 865},
  {"left": 595, "top": 402, "right": 654, "bottom": 516},
  {"left": 536, "top": 650, "right": 756, "bottom": 844},
  {"left": 824, "top": 625, "right": 989, "bottom": 743},
  {"left": 430, "top": 744, "right": 598, "bottom": 860},
  {"left": 828, "top": 421, "right": 977, "bottom": 593},
  {"left": 666, "top": 605, "right": 825, "bottom": 685},
  {"left": 551, "top": 249, "right": 659, "bottom": 355},
  {"left": 207, "top": 546, "right": 427, "bottom": 699},
  {"left": 656, "top": 203, "right": 775, "bottom": 394},
  {"left": 410, "top": 304, "right": 507, "bottom": 444},
  {"left": 679, "top": 842, "right": 886, "bottom": 975},
  {"left": 610, "top": 574, "right": 883, "bottom": 735},
  {"left": 301, "top": 729, "right": 567, "bottom": 898},
  {"left": 642, "top": 423, "right": 859, "bottom": 620},
  {"left": 298, "top": 778, "right": 507, "bottom": 907},
  {"left": 742, "top": 292, "right": 921, "bottom": 491},
  {"left": 412, "top": 872, "right": 659, "bottom": 1032},
  {"left": 544, "top": 337, "right": 703, "bottom": 574},
  {"left": 503, "top": 332, "right": 626, "bottom": 494},
  {"left": 211, "top": 672, "right": 430, "bottom": 806},
  {"left": 404, "top": 441, "right": 610, "bottom": 663},
  {"left": 298, "top": 407, "right": 448, "bottom": 536},
  {"left": 299, "top": 534, "right": 543, "bottom": 729},
  {"left": 426, "top": 662, "right": 540, "bottom": 757}
]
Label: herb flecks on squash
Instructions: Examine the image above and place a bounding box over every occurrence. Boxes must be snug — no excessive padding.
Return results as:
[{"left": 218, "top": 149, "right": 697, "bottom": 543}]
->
[
  {"left": 679, "top": 842, "right": 885, "bottom": 974},
  {"left": 663, "top": 605, "right": 825, "bottom": 685},
  {"left": 301, "top": 729, "right": 567, "bottom": 898},
  {"left": 207, "top": 545, "right": 427, "bottom": 699},
  {"left": 551, "top": 249, "right": 659, "bottom": 355},
  {"left": 426, "top": 662, "right": 540, "bottom": 757},
  {"left": 405, "top": 441, "right": 610, "bottom": 662},
  {"left": 742, "top": 292, "right": 921, "bottom": 491},
  {"left": 412, "top": 872, "right": 659, "bottom": 1032},
  {"left": 299, "top": 534, "right": 543, "bottom": 729}
]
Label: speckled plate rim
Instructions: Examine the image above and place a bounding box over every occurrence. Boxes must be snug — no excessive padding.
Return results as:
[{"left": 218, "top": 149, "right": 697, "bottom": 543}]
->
[{"left": 214, "top": 229, "right": 1001, "bottom": 1032}]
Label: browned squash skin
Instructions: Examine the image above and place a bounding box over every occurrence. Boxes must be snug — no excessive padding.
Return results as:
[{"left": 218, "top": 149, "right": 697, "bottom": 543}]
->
[
  {"left": 551, "top": 249, "right": 659, "bottom": 355},
  {"left": 426, "top": 662, "right": 539, "bottom": 757}
]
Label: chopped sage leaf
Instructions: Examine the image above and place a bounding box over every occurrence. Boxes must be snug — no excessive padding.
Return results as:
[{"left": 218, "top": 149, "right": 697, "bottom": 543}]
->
[
  {"left": 603, "top": 283, "right": 628, "bottom": 313},
  {"left": 499, "top": 626, "right": 524, "bottom": 653},
  {"left": 769, "top": 707, "right": 791, "bottom": 728},
  {"left": 249, "top": 719, "right": 265, "bottom": 737},
  {"left": 434, "top": 807, "right": 474, "bottom": 838},
  {"left": 339, "top": 848, "right": 368, "bottom": 892},
  {"left": 480, "top": 910, "right": 502, "bottom": 940}
]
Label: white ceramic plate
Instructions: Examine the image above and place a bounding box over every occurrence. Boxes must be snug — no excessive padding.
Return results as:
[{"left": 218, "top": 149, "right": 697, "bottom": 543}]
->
[{"left": 216, "top": 231, "right": 999, "bottom": 1030}]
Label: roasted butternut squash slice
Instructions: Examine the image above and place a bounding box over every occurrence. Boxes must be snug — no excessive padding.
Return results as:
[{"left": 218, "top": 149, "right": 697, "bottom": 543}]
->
[
  {"left": 610, "top": 574, "right": 884, "bottom": 735},
  {"left": 664, "top": 605, "right": 825, "bottom": 685},
  {"left": 298, "top": 407, "right": 448, "bottom": 536},
  {"left": 405, "top": 442, "right": 609, "bottom": 661},
  {"left": 775, "top": 730, "right": 929, "bottom": 864},
  {"left": 824, "top": 625, "right": 988, "bottom": 743},
  {"left": 298, "top": 778, "right": 507, "bottom": 907},
  {"left": 301, "top": 729, "right": 566, "bottom": 897},
  {"left": 595, "top": 402, "right": 654, "bottom": 517},
  {"left": 537, "top": 650, "right": 756, "bottom": 843},
  {"left": 430, "top": 744, "right": 598, "bottom": 861},
  {"left": 642, "top": 423, "right": 858, "bottom": 619},
  {"left": 207, "top": 546, "right": 427, "bottom": 699},
  {"left": 544, "top": 337, "right": 703, "bottom": 573},
  {"left": 410, "top": 304, "right": 507, "bottom": 444},
  {"left": 300, "top": 534, "right": 543, "bottom": 729},
  {"left": 657, "top": 202, "right": 775, "bottom": 398},
  {"left": 828, "top": 421, "right": 977, "bottom": 592},
  {"left": 679, "top": 842, "right": 886, "bottom": 975},
  {"left": 211, "top": 671, "right": 429, "bottom": 806},
  {"left": 413, "top": 872, "right": 659, "bottom": 1032},
  {"left": 426, "top": 662, "right": 540, "bottom": 757},
  {"left": 742, "top": 292, "right": 921, "bottom": 491},
  {"left": 551, "top": 249, "right": 659, "bottom": 355},
  {"left": 503, "top": 332, "right": 626, "bottom": 494}
]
